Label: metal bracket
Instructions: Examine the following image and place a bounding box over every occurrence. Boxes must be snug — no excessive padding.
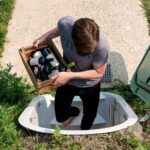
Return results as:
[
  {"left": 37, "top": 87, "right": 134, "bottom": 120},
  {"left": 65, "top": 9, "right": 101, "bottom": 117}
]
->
[{"left": 139, "top": 111, "right": 150, "bottom": 122}]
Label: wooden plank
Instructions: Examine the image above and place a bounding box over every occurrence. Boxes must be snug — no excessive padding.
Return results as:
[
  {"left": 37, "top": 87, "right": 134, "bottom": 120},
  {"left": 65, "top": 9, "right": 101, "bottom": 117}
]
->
[
  {"left": 48, "top": 39, "right": 66, "bottom": 65},
  {"left": 38, "top": 86, "right": 54, "bottom": 95},
  {"left": 37, "top": 78, "right": 54, "bottom": 89},
  {"left": 19, "top": 49, "right": 37, "bottom": 86}
]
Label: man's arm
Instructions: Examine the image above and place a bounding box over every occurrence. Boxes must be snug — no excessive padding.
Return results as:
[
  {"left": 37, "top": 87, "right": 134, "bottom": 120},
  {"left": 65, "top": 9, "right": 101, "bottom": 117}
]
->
[
  {"left": 70, "top": 63, "right": 107, "bottom": 79},
  {"left": 52, "top": 63, "right": 107, "bottom": 87},
  {"left": 33, "top": 27, "right": 60, "bottom": 48}
]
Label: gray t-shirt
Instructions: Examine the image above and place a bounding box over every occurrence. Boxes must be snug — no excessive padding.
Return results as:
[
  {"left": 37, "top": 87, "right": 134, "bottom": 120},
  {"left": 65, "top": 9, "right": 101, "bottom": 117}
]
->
[{"left": 58, "top": 16, "right": 110, "bottom": 88}]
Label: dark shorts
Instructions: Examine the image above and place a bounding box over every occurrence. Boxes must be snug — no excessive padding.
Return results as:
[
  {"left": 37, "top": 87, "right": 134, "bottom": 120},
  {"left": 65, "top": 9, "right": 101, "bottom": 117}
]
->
[{"left": 55, "top": 82, "right": 101, "bottom": 130}]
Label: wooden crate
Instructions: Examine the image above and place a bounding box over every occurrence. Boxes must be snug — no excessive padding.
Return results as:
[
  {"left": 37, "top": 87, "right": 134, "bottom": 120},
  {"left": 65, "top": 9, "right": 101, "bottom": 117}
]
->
[{"left": 19, "top": 39, "right": 66, "bottom": 94}]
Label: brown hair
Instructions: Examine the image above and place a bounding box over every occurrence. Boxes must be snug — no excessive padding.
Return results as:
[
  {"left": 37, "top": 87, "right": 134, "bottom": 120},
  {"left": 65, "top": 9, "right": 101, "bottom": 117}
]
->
[{"left": 72, "top": 18, "right": 99, "bottom": 56}]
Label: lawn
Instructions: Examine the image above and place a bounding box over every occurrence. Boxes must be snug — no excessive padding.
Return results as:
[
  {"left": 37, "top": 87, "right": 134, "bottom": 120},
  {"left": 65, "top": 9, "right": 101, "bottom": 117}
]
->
[
  {"left": 0, "top": 0, "right": 14, "bottom": 57},
  {"left": 0, "top": 0, "right": 150, "bottom": 149},
  {"left": 141, "top": 0, "right": 150, "bottom": 35},
  {"left": 0, "top": 65, "right": 150, "bottom": 149}
]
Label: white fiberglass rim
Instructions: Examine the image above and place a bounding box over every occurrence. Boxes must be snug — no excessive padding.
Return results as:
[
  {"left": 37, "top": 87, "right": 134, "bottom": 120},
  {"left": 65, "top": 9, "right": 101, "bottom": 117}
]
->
[{"left": 18, "top": 93, "right": 138, "bottom": 135}]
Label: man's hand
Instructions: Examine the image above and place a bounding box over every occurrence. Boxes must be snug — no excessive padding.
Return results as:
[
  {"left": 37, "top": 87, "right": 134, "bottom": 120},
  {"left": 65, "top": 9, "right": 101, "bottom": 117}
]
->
[
  {"left": 33, "top": 38, "right": 47, "bottom": 48},
  {"left": 51, "top": 63, "right": 107, "bottom": 88},
  {"left": 52, "top": 72, "right": 74, "bottom": 88}
]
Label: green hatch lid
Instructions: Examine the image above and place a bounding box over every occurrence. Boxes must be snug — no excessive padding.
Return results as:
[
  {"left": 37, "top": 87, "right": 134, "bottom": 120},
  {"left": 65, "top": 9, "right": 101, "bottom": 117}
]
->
[{"left": 130, "top": 45, "right": 150, "bottom": 105}]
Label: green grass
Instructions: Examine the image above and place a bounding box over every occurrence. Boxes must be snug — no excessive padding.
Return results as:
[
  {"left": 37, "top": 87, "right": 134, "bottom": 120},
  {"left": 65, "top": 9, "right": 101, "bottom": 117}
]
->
[
  {"left": 141, "top": 0, "right": 150, "bottom": 35},
  {"left": 0, "top": 0, "right": 14, "bottom": 56},
  {"left": 102, "top": 84, "right": 150, "bottom": 116},
  {"left": 0, "top": 65, "right": 36, "bottom": 149}
]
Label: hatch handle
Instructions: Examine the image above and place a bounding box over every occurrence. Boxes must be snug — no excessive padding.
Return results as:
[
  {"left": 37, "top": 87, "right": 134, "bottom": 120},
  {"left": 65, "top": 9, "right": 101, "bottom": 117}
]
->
[{"left": 146, "top": 76, "right": 150, "bottom": 84}]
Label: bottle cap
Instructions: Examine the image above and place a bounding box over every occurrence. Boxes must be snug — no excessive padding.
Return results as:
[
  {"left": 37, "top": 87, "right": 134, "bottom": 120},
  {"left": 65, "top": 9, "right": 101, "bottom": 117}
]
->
[
  {"left": 33, "top": 51, "right": 42, "bottom": 58},
  {"left": 67, "top": 61, "right": 75, "bottom": 69},
  {"left": 41, "top": 48, "right": 51, "bottom": 57}
]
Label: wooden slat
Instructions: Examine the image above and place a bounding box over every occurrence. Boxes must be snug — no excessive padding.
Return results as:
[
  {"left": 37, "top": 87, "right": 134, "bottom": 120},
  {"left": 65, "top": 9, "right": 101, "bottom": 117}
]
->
[
  {"left": 37, "top": 78, "right": 54, "bottom": 89},
  {"left": 38, "top": 86, "right": 55, "bottom": 95},
  {"left": 48, "top": 40, "right": 66, "bottom": 65},
  {"left": 19, "top": 49, "right": 37, "bottom": 86}
]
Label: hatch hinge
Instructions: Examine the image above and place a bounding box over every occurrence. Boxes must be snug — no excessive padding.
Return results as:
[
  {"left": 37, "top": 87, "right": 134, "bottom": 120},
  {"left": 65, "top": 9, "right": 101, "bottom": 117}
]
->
[
  {"left": 135, "top": 87, "right": 139, "bottom": 93},
  {"left": 139, "top": 111, "right": 150, "bottom": 122}
]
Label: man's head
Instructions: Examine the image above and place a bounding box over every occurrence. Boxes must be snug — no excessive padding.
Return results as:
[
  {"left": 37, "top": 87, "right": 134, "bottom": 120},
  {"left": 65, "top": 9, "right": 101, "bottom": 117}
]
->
[{"left": 72, "top": 18, "right": 99, "bottom": 56}]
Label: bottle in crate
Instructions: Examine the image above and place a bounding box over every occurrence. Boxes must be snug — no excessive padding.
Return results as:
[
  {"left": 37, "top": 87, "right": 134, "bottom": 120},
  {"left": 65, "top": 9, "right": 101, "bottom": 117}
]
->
[{"left": 29, "top": 56, "right": 54, "bottom": 66}]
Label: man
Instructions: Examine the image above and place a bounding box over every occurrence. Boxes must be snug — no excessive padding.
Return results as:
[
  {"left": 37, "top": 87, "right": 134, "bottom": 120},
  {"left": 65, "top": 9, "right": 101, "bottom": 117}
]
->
[{"left": 33, "top": 16, "right": 110, "bottom": 130}]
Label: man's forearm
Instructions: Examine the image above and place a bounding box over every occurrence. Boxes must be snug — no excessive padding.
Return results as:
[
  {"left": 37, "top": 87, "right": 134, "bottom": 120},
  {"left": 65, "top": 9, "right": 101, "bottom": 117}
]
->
[
  {"left": 52, "top": 68, "right": 106, "bottom": 87},
  {"left": 70, "top": 69, "right": 104, "bottom": 80},
  {"left": 38, "top": 27, "right": 60, "bottom": 41},
  {"left": 33, "top": 27, "right": 60, "bottom": 47}
]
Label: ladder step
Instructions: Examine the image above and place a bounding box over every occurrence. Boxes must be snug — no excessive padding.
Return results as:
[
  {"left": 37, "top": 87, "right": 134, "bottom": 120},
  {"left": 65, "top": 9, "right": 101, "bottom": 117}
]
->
[{"left": 50, "top": 112, "right": 106, "bottom": 126}]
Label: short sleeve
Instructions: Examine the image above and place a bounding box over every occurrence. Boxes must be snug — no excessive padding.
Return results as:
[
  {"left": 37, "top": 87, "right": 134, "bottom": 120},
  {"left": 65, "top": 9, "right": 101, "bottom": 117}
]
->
[
  {"left": 57, "top": 16, "right": 76, "bottom": 55},
  {"left": 93, "top": 32, "right": 110, "bottom": 64},
  {"left": 58, "top": 16, "right": 74, "bottom": 35}
]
